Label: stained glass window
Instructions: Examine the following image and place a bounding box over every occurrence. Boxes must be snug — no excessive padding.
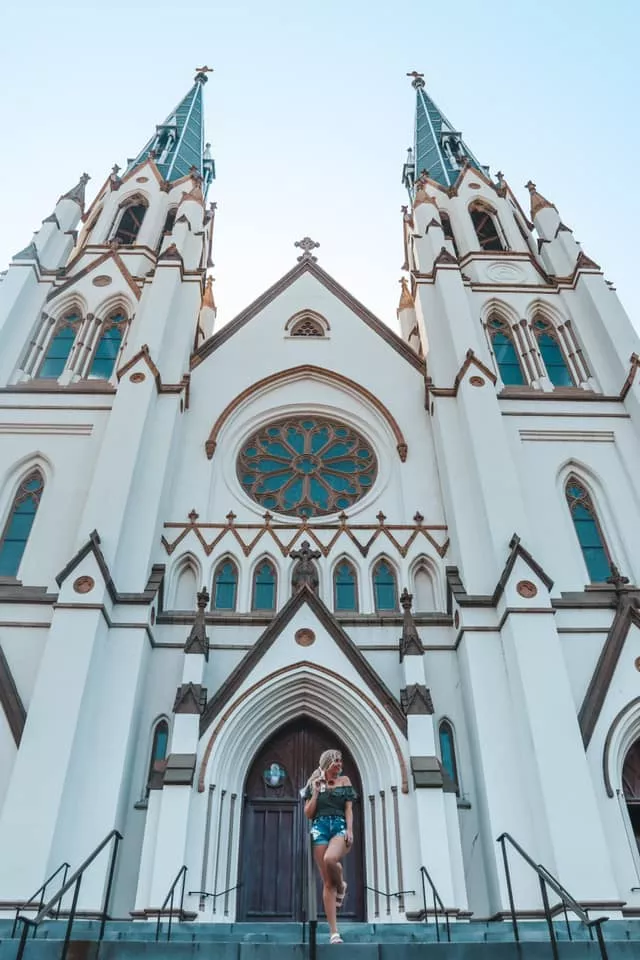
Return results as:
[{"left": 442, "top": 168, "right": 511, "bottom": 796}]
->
[
  {"left": 213, "top": 560, "right": 238, "bottom": 610},
  {"left": 488, "top": 317, "right": 525, "bottom": 386},
  {"left": 37, "top": 312, "right": 81, "bottom": 378},
  {"left": 237, "top": 417, "right": 377, "bottom": 518},
  {"left": 534, "top": 320, "right": 574, "bottom": 386},
  {"left": 0, "top": 470, "right": 44, "bottom": 577},
  {"left": 113, "top": 202, "right": 147, "bottom": 245},
  {"left": 470, "top": 206, "right": 504, "bottom": 251},
  {"left": 372, "top": 559, "right": 398, "bottom": 611},
  {"left": 439, "top": 720, "right": 459, "bottom": 792},
  {"left": 252, "top": 560, "right": 277, "bottom": 611},
  {"left": 147, "top": 719, "right": 169, "bottom": 791},
  {"left": 334, "top": 561, "right": 358, "bottom": 611},
  {"left": 89, "top": 313, "right": 127, "bottom": 378},
  {"left": 565, "top": 478, "right": 611, "bottom": 582}
]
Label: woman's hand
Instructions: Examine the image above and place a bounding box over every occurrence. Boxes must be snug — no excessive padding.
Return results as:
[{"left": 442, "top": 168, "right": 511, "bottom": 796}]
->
[{"left": 345, "top": 829, "right": 353, "bottom": 847}]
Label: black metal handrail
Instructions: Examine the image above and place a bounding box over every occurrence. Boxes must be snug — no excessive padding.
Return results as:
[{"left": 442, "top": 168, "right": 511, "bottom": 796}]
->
[
  {"left": 153, "top": 865, "right": 188, "bottom": 942},
  {"left": 11, "top": 862, "right": 71, "bottom": 937},
  {"left": 419, "top": 865, "right": 452, "bottom": 942},
  {"left": 497, "top": 832, "right": 609, "bottom": 960},
  {"left": 302, "top": 834, "right": 317, "bottom": 960},
  {"left": 14, "top": 829, "right": 122, "bottom": 960}
]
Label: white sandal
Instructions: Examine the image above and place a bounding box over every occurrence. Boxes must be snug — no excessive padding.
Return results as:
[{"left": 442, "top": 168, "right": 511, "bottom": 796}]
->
[{"left": 330, "top": 933, "right": 343, "bottom": 944}]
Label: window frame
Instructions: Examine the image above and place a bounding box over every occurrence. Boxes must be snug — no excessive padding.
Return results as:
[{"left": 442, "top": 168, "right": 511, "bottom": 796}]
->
[
  {"left": 372, "top": 558, "right": 399, "bottom": 612},
  {"left": 36, "top": 311, "right": 83, "bottom": 379},
  {"left": 251, "top": 558, "right": 278, "bottom": 612},
  {"left": 438, "top": 718, "right": 460, "bottom": 795},
  {"left": 146, "top": 718, "right": 170, "bottom": 793},
  {"left": 487, "top": 315, "right": 527, "bottom": 386},
  {"left": 333, "top": 559, "right": 359, "bottom": 612},
  {"left": 532, "top": 317, "right": 575, "bottom": 387},
  {"left": 212, "top": 558, "right": 239, "bottom": 612},
  {"left": 86, "top": 310, "right": 128, "bottom": 380},
  {"left": 111, "top": 196, "right": 149, "bottom": 246},
  {"left": 0, "top": 469, "right": 45, "bottom": 578},
  {"left": 565, "top": 475, "right": 612, "bottom": 583},
  {"left": 469, "top": 201, "right": 506, "bottom": 252}
]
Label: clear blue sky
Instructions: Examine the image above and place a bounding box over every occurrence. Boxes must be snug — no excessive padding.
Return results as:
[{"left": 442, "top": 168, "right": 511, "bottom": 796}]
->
[{"left": 1, "top": 0, "right": 638, "bottom": 332}]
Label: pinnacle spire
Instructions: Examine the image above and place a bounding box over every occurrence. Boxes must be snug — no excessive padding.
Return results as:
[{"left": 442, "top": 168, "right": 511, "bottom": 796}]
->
[
  {"left": 525, "top": 181, "right": 556, "bottom": 219},
  {"left": 397, "top": 277, "right": 414, "bottom": 311},
  {"left": 399, "top": 588, "right": 425, "bottom": 659},
  {"left": 403, "top": 73, "right": 487, "bottom": 192},
  {"left": 126, "top": 72, "right": 215, "bottom": 195},
  {"left": 60, "top": 173, "right": 91, "bottom": 208}
]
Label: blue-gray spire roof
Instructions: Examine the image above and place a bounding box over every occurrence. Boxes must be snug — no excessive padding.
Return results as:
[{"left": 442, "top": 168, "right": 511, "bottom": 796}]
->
[
  {"left": 126, "top": 69, "right": 215, "bottom": 194},
  {"left": 403, "top": 73, "right": 487, "bottom": 192}
]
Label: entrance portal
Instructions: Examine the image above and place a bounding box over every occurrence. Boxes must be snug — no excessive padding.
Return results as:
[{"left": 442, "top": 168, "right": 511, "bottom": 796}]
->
[{"left": 237, "top": 717, "right": 364, "bottom": 921}]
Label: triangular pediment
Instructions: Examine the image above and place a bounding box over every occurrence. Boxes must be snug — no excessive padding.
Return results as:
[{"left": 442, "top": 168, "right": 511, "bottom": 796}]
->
[
  {"left": 199, "top": 584, "right": 406, "bottom": 735},
  {"left": 191, "top": 259, "right": 423, "bottom": 373}
]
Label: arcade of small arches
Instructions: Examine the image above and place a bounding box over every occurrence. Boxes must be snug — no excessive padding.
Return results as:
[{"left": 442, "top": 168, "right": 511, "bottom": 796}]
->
[
  {"left": 484, "top": 305, "right": 590, "bottom": 390},
  {"left": 169, "top": 551, "right": 441, "bottom": 615}
]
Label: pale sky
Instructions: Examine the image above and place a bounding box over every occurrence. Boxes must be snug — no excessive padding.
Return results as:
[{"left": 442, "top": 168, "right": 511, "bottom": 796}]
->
[{"left": 1, "top": 0, "right": 638, "bottom": 333}]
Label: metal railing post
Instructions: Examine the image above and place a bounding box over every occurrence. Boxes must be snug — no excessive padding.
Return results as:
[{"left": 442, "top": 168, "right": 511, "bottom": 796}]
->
[
  {"left": 61, "top": 877, "right": 82, "bottom": 960},
  {"left": 15, "top": 920, "right": 31, "bottom": 960},
  {"left": 539, "top": 876, "right": 559, "bottom": 960},
  {"left": 99, "top": 833, "right": 120, "bottom": 942},
  {"left": 498, "top": 835, "right": 519, "bottom": 944}
]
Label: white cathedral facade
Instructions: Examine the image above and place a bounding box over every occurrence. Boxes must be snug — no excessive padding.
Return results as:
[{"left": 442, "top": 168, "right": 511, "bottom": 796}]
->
[{"left": 0, "top": 69, "right": 640, "bottom": 925}]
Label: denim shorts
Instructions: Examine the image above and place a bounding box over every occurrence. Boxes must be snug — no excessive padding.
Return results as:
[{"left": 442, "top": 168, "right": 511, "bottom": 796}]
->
[{"left": 310, "top": 815, "right": 347, "bottom": 846}]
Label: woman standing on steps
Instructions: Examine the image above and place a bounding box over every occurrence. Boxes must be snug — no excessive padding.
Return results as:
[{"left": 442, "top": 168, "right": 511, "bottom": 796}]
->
[{"left": 303, "top": 748, "right": 357, "bottom": 945}]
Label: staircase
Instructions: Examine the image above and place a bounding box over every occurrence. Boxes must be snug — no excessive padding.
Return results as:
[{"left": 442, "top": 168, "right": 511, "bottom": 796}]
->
[{"left": 1, "top": 919, "right": 640, "bottom": 959}]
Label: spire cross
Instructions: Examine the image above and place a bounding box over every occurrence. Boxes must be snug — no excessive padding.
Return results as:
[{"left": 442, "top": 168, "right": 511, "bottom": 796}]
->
[
  {"left": 407, "top": 70, "right": 425, "bottom": 89},
  {"left": 525, "top": 180, "right": 537, "bottom": 193},
  {"left": 294, "top": 237, "right": 320, "bottom": 262},
  {"left": 194, "top": 65, "right": 214, "bottom": 83}
]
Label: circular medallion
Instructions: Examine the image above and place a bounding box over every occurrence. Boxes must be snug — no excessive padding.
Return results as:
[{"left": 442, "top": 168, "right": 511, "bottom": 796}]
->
[
  {"left": 635, "top": 657, "right": 640, "bottom": 673},
  {"left": 517, "top": 580, "right": 538, "bottom": 599},
  {"left": 263, "top": 762, "right": 286, "bottom": 788},
  {"left": 92, "top": 275, "right": 112, "bottom": 287},
  {"left": 136, "top": 176, "right": 149, "bottom": 183},
  {"left": 486, "top": 263, "right": 526, "bottom": 283},
  {"left": 130, "top": 372, "right": 146, "bottom": 383},
  {"left": 295, "top": 628, "right": 316, "bottom": 647},
  {"left": 237, "top": 417, "right": 377, "bottom": 518},
  {"left": 469, "top": 183, "right": 481, "bottom": 189},
  {"left": 470, "top": 376, "right": 485, "bottom": 387},
  {"left": 73, "top": 576, "right": 95, "bottom": 594}
]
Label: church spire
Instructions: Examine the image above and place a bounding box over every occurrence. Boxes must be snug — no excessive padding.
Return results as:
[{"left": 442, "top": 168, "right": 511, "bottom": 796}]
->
[
  {"left": 126, "top": 68, "right": 216, "bottom": 194},
  {"left": 403, "top": 72, "right": 487, "bottom": 193}
]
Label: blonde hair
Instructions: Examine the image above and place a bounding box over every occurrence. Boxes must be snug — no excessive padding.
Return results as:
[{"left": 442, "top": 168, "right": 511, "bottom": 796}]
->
[{"left": 303, "top": 749, "right": 342, "bottom": 795}]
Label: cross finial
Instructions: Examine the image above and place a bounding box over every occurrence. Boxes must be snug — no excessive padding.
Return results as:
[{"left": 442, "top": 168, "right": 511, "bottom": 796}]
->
[
  {"left": 188, "top": 508, "right": 199, "bottom": 523},
  {"left": 525, "top": 180, "right": 537, "bottom": 193},
  {"left": 195, "top": 65, "right": 214, "bottom": 83},
  {"left": 111, "top": 164, "right": 121, "bottom": 177},
  {"left": 407, "top": 70, "right": 425, "bottom": 89},
  {"left": 606, "top": 563, "right": 630, "bottom": 594},
  {"left": 294, "top": 237, "right": 320, "bottom": 262}
]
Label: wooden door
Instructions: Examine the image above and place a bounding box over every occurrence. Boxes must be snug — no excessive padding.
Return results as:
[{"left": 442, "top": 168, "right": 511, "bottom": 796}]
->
[{"left": 237, "top": 717, "right": 364, "bottom": 921}]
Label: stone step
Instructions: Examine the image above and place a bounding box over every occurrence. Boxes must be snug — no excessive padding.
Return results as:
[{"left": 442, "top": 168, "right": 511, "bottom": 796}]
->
[{"left": 0, "top": 939, "right": 638, "bottom": 960}]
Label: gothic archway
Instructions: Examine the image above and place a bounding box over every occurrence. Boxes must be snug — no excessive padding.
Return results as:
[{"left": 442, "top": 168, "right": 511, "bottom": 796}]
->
[{"left": 237, "top": 717, "right": 365, "bottom": 922}]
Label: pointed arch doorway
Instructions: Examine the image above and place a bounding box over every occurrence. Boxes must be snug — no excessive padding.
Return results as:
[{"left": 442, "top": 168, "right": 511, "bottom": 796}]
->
[{"left": 237, "top": 717, "right": 365, "bottom": 922}]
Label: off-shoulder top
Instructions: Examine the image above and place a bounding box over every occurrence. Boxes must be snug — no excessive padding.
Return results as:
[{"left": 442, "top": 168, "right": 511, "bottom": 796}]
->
[{"left": 304, "top": 783, "right": 358, "bottom": 819}]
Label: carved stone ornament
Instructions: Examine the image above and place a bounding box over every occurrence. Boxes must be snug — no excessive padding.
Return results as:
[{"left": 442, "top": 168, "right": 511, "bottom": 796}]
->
[
  {"left": 295, "top": 628, "right": 316, "bottom": 647},
  {"left": 469, "top": 376, "right": 485, "bottom": 387},
  {"left": 73, "top": 575, "right": 95, "bottom": 594},
  {"left": 129, "top": 372, "right": 146, "bottom": 383},
  {"left": 290, "top": 540, "right": 321, "bottom": 593},
  {"left": 401, "top": 684, "right": 434, "bottom": 716},
  {"left": 516, "top": 580, "right": 538, "bottom": 599},
  {"left": 184, "top": 587, "right": 210, "bottom": 658},
  {"left": 294, "top": 237, "right": 320, "bottom": 262},
  {"left": 399, "top": 588, "right": 425, "bottom": 659},
  {"left": 92, "top": 275, "right": 112, "bottom": 287}
]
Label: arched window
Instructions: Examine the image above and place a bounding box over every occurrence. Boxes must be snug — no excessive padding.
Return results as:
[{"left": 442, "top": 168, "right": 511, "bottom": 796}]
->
[
  {"left": 372, "top": 559, "right": 398, "bottom": 612},
  {"left": 112, "top": 200, "right": 147, "bottom": 245},
  {"left": 439, "top": 212, "right": 459, "bottom": 258},
  {"left": 334, "top": 560, "right": 358, "bottom": 611},
  {"left": 439, "top": 719, "right": 459, "bottom": 793},
  {"left": 413, "top": 564, "right": 436, "bottom": 611},
  {"left": 158, "top": 209, "right": 177, "bottom": 249},
  {"left": 487, "top": 316, "right": 526, "bottom": 386},
  {"left": 252, "top": 559, "right": 277, "bottom": 611},
  {"left": 88, "top": 312, "right": 127, "bottom": 379},
  {"left": 470, "top": 204, "right": 505, "bottom": 252},
  {"left": 174, "top": 562, "right": 198, "bottom": 609},
  {"left": 37, "top": 311, "right": 82, "bottom": 378},
  {"left": 290, "top": 317, "right": 325, "bottom": 337},
  {"left": 565, "top": 477, "right": 612, "bottom": 582},
  {"left": 0, "top": 470, "right": 44, "bottom": 577},
  {"left": 213, "top": 559, "right": 238, "bottom": 611},
  {"left": 147, "top": 719, "right": 169, "bottom": 791},
  {"left": 623, "top": 738, "right": 640, "bottom": 853},
  {"left": 533, "top": 318, "right": 574, "bottom": 386}
]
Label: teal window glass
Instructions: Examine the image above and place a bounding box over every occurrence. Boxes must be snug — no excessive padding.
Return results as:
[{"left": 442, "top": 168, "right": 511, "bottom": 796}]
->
[
  {"left": 237, "top": 417, "right": 377, "bottom": 518},
  {"left": 252, "top": 560, "right": 277, "bottom": 611},
  {"left": 0, "top": 470, "right": 44, "bottom": 577},
  {"left": 152, "top": 721, "right": 168, "bottom": 762},
  {"left": 89, "top": 313, "right": 126, "bottom": 378},
  {"left": 113, "top": 202, "right": 147, "bottom": 244},
  {"left": 488, "top": 319, "right": 525, "bottom": 386},
  {"left": 439, "top": 720, "right": 459, "bottom": 792},
  {"left": 213, "top": 560, "right": 238, "bottom": 610},
  {"left": 566, "top": 478, "right": 611, "bottom": 582},
  {"left": 535, "top": 321, "right": 574, "bottom": 386},
  {"left": 373, "top": 560, "right": 398, "bottom": 611},
  {"left": 38, "top": 313, "right": 80, "bottom": 378},
  {"left": 334, "top": 561, "right": 358, "bottom": 611}
]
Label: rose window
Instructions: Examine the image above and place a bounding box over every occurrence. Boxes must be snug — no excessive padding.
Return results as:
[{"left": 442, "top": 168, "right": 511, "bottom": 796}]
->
[{"left": 237, "top": 417, "right": 377, "bottom": 518}]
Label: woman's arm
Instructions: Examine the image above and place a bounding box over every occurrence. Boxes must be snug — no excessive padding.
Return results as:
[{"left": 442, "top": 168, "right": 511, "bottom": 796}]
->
[
  {"left": 304, "top": 780, "right": 320, "bottom": 820},
  {"left": 341, "top": 777, "right": 354, "bottom": 845}
]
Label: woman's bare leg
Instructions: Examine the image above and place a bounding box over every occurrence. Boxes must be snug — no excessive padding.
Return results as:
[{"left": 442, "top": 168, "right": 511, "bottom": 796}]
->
[
  {"left": 323, "top": 836, "right": 349, "bottom": 935},
  {"left": 313, "top": 845, "right": 338, "bottom": 936}
]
